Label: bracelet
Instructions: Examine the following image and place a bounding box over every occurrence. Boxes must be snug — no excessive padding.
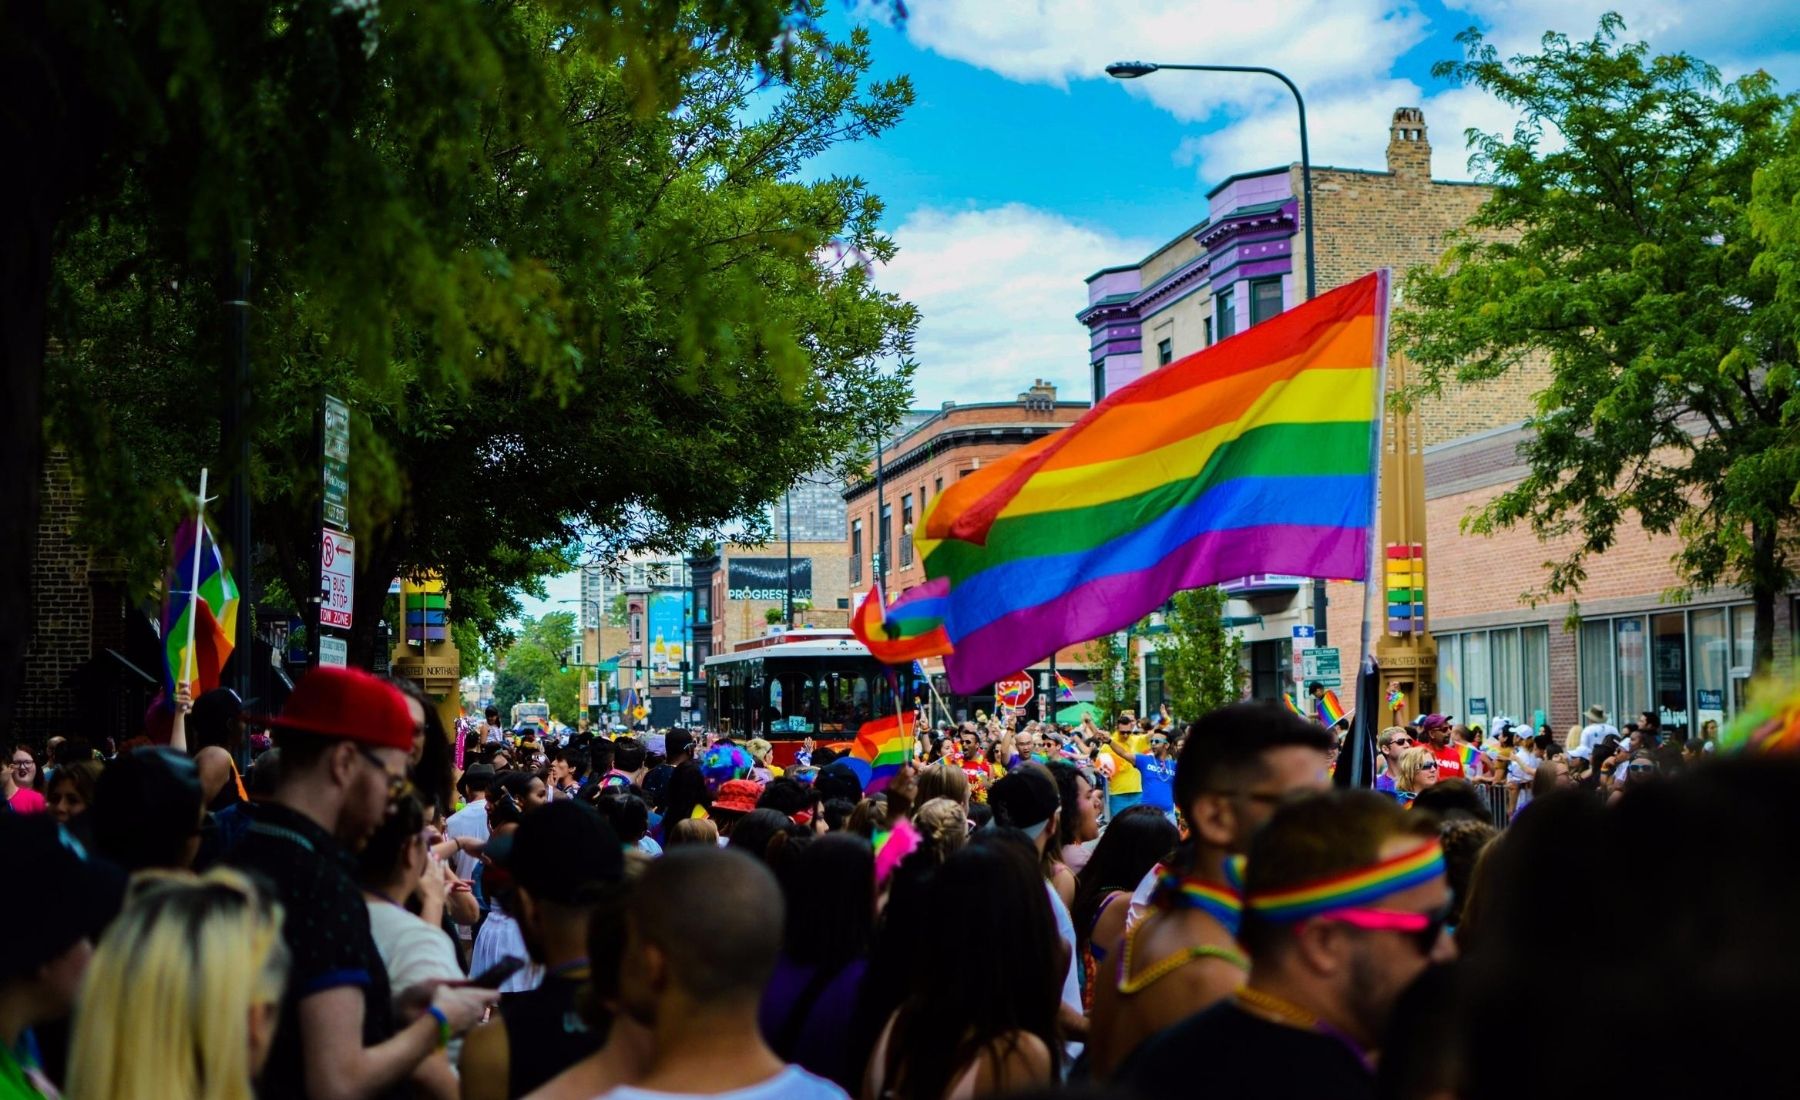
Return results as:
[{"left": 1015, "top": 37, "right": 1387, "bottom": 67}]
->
[{"left": 426, "top": 1005, "right": 451, "bottom": 1049}]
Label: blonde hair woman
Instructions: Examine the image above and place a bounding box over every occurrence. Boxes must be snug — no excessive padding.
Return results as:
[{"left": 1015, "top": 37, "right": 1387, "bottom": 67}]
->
[
  {"left": 1391, "top": 745, "right": 1441, "bottom": 805},
  {"left": 67, "top": 869, "right": 288, "bottom": 1100},
  {"left": 746, "top": 737, "right": 783, "bottom": 783},
  {"left": 913, "top": 760, "right": 971, "bottom": 809}
]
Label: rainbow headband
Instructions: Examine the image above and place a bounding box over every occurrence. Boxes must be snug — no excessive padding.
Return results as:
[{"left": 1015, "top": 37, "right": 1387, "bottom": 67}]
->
[{"left": 1245, "top": 841, "right": 1445, "bottom": 923}]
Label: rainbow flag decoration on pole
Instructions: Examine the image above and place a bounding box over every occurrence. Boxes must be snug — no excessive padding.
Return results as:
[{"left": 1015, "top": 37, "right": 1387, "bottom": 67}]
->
[
  {"left": 916, "top": 272, "right": 1389, "bottom": 692},
  {"left": 160, "top": 470, "right": 240, "bottom": 702},
  {"left": 1055, "top": 671, "right": 1076, "bottom": 701},
  {"left": 848, "top": 710, "right": 915, "bottom": 793},
  {"left": 1316, "top": 689, "right": 1347, "bottom": 726},
  {"left": 850, "top": 579, "right": 955, "bottom": 665},
  {"left": 1282, "top": 693, "right": 1304, "bottom": 718}
]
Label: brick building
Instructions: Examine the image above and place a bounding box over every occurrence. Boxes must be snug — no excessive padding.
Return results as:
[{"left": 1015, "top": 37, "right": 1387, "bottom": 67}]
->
[
  {"left": 842, "top": 381, "right": 1097, "bottom": 718},
  {"left": 1080, "top": 106, "right": 1799, "bottom": 737}
]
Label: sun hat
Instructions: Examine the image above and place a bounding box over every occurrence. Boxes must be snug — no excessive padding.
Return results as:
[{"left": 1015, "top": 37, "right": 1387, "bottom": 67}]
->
[{"left": 712, "top": 778, "right": 764, "bottom": 814}]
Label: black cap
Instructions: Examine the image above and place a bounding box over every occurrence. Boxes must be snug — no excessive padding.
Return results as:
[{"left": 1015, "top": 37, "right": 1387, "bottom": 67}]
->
[
  {"left": 484, "top": 801, "right": 623, "bottom": 904},
  {"left": 0, "top": 816, "right": 125, "bottom": 983},
  {"left": 667, "top": 728, "right": 695, "bottom": 760},
  {"left": 814, "top": 760, "right": 864, "bottom": 804},
  {"left": 988, "top": 768, "right": 1060, "bottom": 837}
]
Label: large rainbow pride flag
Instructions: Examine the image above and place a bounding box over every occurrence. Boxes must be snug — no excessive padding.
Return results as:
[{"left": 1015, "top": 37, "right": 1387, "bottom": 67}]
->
[
  {"left": 161, "top": 515, "right": 240, "bottom": 701},
  {"left": 850, "top": 579, "right": 954, "bottom": 664},
  {"left": 918, "top": 271, "right": 1388, "bottom": 692}
]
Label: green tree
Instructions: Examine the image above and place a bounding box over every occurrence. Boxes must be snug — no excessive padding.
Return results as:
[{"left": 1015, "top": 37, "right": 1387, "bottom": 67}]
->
[
  {"left": 490, "top": 612, "right": 577, "bottom": 720},
  {"left": 1396, "top": 15, "right": 1800, "bottom": 673},
  {"left": 36, "top": 3, "right": 918, "bottom": 674},
  {"left": 1086, "top": 630, "right": 1144, "bottom": 723},
  {"left": 6, "top": 0, "right": 838, "bottom": 731},
  {"left": 1155, "top": 589, "right": 1244, "bottom": 722}
]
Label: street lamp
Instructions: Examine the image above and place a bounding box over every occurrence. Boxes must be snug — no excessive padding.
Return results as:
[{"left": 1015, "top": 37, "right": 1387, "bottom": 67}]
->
[{"left": 1107, "top": 58, "right": 1327, "bottom": 645}]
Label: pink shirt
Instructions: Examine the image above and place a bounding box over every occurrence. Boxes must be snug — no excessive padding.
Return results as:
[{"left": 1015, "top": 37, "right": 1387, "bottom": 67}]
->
[{"left": 9, "top": 788, "right": 47, "bottom": 814}]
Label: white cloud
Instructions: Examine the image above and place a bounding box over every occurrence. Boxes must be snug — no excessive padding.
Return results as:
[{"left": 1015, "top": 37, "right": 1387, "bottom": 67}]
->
[
  {"left": 876, "top": 204, "right": 1157, "bottom": 406},
  {"left": 886, "top": 0, "right": 1800, "bottom": 183}
]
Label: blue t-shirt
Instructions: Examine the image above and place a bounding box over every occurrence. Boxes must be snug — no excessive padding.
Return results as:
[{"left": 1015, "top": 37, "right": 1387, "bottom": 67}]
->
[{"left": 1136, "top": 754, "right": 1177, "bottom": 810}]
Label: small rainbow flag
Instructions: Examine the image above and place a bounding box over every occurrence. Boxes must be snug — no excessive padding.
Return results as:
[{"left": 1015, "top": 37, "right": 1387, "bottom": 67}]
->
[
  {"left": 1055, "top": 671, "right": 1076, "bottom": 700},
  {"left": 915, "top": 272, "right": 1388, "bottom": 692},
  {"left": 1456, "top": 742, "right": 1483, "bottom": 777},
  {"left": 848, "top": 710, "right": 914, "bottom": 793},
  {"left": 1386, "top": 684, "right": 1405, "bottom": 713},
  {"left": 161, "top": 515, "right": 240, "bottom": 702},
  {"left": 1316, "top": 689, "right": 1347, "bottom": 726},
  {"left": 1282, "top": 693, "right": 1303, "bottom": 718},
  {"left": 851, "top": 580, "right": 954, "bottom": 665}
]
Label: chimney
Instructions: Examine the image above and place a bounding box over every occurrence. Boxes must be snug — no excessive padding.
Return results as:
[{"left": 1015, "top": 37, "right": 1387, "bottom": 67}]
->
[
  {"left": 1018, "top": 379, "right": 1057, "bottom": 412},
  {"left": 1387, "top": 107, "right": 1430, "bottom": 179}
]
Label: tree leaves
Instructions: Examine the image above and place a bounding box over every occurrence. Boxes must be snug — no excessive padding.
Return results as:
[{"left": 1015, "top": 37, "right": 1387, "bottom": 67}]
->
[{"left": 1396, "top": 15, "right": 1800, "bottom": 668}]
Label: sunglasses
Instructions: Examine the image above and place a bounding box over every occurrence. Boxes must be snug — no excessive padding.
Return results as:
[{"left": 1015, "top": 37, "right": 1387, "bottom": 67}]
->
[
  {"left": 1315, "top": 903, "right": 1451, "bottom": 954},
  {"left": 1384, "top": 737, "right": 1414, "bottom": 748},
  {"left": 1418, "top": 760, "right": 1439, "bottom": 770},
  {"left": 1149, "top": 737, "right": 1169, "bottom": 747},
  {"left": 357, "top": 747, "right": 412, "bottom": 801},
  {"left": 1627, "top": 763, "right": 1655, "bottom": 774}
]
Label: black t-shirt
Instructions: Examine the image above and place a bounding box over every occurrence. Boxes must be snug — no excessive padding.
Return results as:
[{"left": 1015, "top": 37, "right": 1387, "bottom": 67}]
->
[
  {"left": 1117, "top": 1000, "right": 1373, "bottom": 1100},
  {"left": 500, "top": 972, "right": 606, "bottom": 1097},
  {"left": 224, "top": 802, "right": 403, "bottom": 1100}
]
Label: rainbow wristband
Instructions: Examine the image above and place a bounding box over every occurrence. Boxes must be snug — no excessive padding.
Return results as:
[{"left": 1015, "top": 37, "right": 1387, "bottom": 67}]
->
[{"left": 426, "top": 1005, "right": 451, "bottom": 1049}]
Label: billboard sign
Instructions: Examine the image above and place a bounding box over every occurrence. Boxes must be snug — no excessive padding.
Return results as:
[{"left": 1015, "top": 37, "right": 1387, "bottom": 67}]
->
[
  {"left": 648, "top": 591, "right": 684, "bottom": 682},
  {"left": 727, "top": 557, "right": 812, "bottom": 602}
]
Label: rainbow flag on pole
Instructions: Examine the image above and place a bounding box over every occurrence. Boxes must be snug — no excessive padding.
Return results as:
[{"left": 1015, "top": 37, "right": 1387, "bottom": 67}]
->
[
  {"left": 1055, "top": 671, "right": 1077, "bottom": 700},
  {"left": 161, "top": 514, "right": 240, "bottom": 701},
  {"left": 848, "top": 710, "right": 915, "bottom": 793},
  {"left": 1316, "top": 689, "right": 1347, "bottom": 726},
  {"left": 916, "top": 272, "right": 1389, "bottom": 692},
  {"left": 850, "top": 579, "right": 954, "bottom": 665}
]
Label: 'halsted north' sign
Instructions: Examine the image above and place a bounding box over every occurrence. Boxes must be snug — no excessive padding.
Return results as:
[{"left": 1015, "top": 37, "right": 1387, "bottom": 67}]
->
[{"left": 728, "top": 558, "right": 812, "bottom": 602}]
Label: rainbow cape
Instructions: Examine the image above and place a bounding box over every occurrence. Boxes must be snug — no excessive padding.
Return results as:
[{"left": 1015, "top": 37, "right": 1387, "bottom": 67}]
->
[
  {"left": 916, "top": 272, "right": 1388, "bottom": 691},
  {"left": 1316, "top": 689, "right": 1347, "bottom": 726},
  {"left": 850, "top": 580, "right": 954, "bottom": 665},
  {"left": 160, "top": 515, "right": 240, "bottom": 702},
  {"left": 847, "top": 710, "right": 915, "bottom": 793}
]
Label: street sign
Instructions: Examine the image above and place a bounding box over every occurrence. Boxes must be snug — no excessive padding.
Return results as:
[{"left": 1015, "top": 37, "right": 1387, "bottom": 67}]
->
[
  {"left": 1301, "top": 646, "right": 1342, "bottom": 687},
  {"left": 1468, "top": 696, "right": 1488, "bottom": 717},
  {"left": 320, "top": 530, "right": 356, "bottom": 629},
  {"left": 319, "top": 636, "right": 348, "bottom": 667},
  {"left": 995, "top": 676, "right": 1034, "bottom": 709},
  {"left": 323, "top": 395, "right": 350, "bottom": 531}
]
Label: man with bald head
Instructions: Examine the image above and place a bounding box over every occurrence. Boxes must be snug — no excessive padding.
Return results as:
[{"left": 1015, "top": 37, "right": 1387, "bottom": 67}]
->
[{"left": 608, "top": 848, "right": 848, "bottom": 1100}]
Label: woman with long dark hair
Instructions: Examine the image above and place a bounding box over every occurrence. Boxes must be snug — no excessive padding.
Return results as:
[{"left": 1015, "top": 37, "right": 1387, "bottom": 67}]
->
[
  {"left": 389, "top": 677, "right": 454, "bottom": 825},
  {"left": 1072, "top": 805, "right": 1179, "bottom": 1014},
  {"left": 864, "top": 840, "right": 1061, "bottom": 1099},
  {"left": 1044, "top": 760, "right": 1101, "bottom": 907},
  {"left": 658, "top": 761, "right": 711, "bottom": 843},
  {"left": 761, "top": 834, "right": 875, "bottom": 1094}
]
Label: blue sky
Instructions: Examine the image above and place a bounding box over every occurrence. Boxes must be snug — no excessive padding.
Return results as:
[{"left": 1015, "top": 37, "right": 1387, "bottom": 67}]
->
[{"left": 517, "top": 0, "right": 1800, "bottom": 622}]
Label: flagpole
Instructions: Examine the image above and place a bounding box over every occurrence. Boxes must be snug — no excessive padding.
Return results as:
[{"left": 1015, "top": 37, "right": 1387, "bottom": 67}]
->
[
  {"left": 182, "top": 468, "right": 210, "bottom": 697},
  {"left": 1360, "top": 270, "right": 1392, "bottom": 657}
]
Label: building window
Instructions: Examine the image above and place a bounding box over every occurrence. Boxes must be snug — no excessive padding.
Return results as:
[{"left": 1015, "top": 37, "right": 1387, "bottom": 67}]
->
[
  {"left": 1156, "top": 338, "right": 1173, "bottom": 366},
  {"left": 879, "top": 503, "right": 892, "bottom": 583},
  {"left": 899, "top": 494, "right": 915, "bottom": 567},
  {"left": 1248, "top": 639, "right": 1289, "bottom": 703},
  {"left": 1435, "top": 626, "right": 1550, "bottom": 727},
  {"left": 1215, "top": 290, "right": 1236, "bottom": 339},
  {"left": 1143, "top": 651, "right": 1165, "bottom": 714},
  {"left": 1580, "top": 605, "right": 1752, "bottom": 737},
  {"left": 850, "top": 519, "right": 863, "bottom": 586},
  {"left": 1092, "top": 360, "right": 1107, "bottom": 403},
  {"left": 1204, "top": 316, "right": 1214, "bottom": 347},
  {"left": 1250, "top": 277, "right": 1284, "bottom": 326},
  {"left": 694, "top": 583, "right": 711, "bottom": 625},
  {"left": 935, "top": 476, "right": 944, "bottom": 494}
]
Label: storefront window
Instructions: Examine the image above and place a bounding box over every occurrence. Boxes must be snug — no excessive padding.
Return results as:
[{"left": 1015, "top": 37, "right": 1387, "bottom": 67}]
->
[
  {"left": 1614, "top": 617, "right": 1648, "bottom": 720},
  {"left": 1491, "top": 628, "right": 1521, "bottom": 720},
  {"left": 1731, "top": 604, "right": 1756, "bottom": 711},
  {"left": 1690, "top": 607, "right": 1727, "bottom": 740},
  {"left": 1579, "top": 620, "right": 1613, "bottom": 720},
  {"left": 1436, "top": 633, "right": 1461, "bottom": 720},
  {"left": 1462, "top": 631, "right": 1491, "bottom": 725},
  {"left": 1522, "top": 626, "right": 1549, "bottom": 728},
  {"left": 1650, "top": 613, "right": 1689, "bottom": 740}
]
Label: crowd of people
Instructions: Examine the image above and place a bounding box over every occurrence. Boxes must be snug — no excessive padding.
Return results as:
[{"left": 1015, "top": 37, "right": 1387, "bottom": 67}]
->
[{"left": 2, "top": 672, "right": 1792, "bottom": 1100}]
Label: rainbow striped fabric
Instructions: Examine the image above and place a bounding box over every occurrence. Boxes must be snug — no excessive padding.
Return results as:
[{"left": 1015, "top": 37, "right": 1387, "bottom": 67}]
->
[
  {"left": 917, "top": 272, "right": 1388, "bottom": 692},
  {"left": 1151, "top": 869, "right": 1244, "bottom": 937},
  {"left": 161, "top": 516, "right": 240, "bottom": 701},
  {"left": 1456, "top": 742, "right": 1483, "bottom": 777},
  {"left": 850, "top": 580, "right": 954, "bottom": 665},
  {"left": 1055, "top": 671, "right": 1077, "bottom": 700},
  {"left": 1246, "top": 841, "right": 1445, "bottom": 922},
  {"left": 1316, "top": 689, "right": 1347, "bottom": 726},
  {"left": 848, "top": 710, "right": 915, "bottom": 793}
]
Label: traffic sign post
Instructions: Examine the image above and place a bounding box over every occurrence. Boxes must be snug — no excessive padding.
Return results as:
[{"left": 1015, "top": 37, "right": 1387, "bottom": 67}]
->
[
  {"left": 1301, "top": 646, "right": 1342, "bottom": 688},
  {"left": 321, "top": 530, "right": 356, "bottom": 629},
  {"left": 323, "top": 395, "right": 350, "bottom": 531}
]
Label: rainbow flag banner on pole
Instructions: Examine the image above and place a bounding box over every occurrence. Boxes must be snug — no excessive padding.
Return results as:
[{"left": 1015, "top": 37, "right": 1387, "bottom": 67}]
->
[
  {"left": 850, "top": 579, "right": 955, "bottom": 665},
  {"left": 917, "top": 272, "right": 1389, "bottom": 692},
  {"left": 848, "top": 710, "right": 915, "bottom": 793},
  {"left": 1055, "top": 671, "right": 1077, "bottom": 701},
  {"left": 161, "top": 511, "right": 240, "bottom": 701},
  {"left": 1316, "top": 689, "right": 1347, "bottom": 726}
]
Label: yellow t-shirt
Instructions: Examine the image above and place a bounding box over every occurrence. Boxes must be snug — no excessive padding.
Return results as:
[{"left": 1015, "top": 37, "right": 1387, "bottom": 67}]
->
[{"left": 1105, "top": 734, "right": 1148, "bottom": 795}]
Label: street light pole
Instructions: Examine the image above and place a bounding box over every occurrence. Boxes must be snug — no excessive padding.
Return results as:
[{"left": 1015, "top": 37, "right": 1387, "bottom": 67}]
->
[
  {"left": 784, "top": 487, "right": 794, "bottom": 627},
  {"left": 1107, "top": 59, "right": 1327, "bottom": 647}
]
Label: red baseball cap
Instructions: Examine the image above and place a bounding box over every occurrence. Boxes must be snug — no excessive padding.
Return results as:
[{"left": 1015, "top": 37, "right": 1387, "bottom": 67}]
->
[{"left": 254, "top": 666, "right": 414, "bottom": 753}]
